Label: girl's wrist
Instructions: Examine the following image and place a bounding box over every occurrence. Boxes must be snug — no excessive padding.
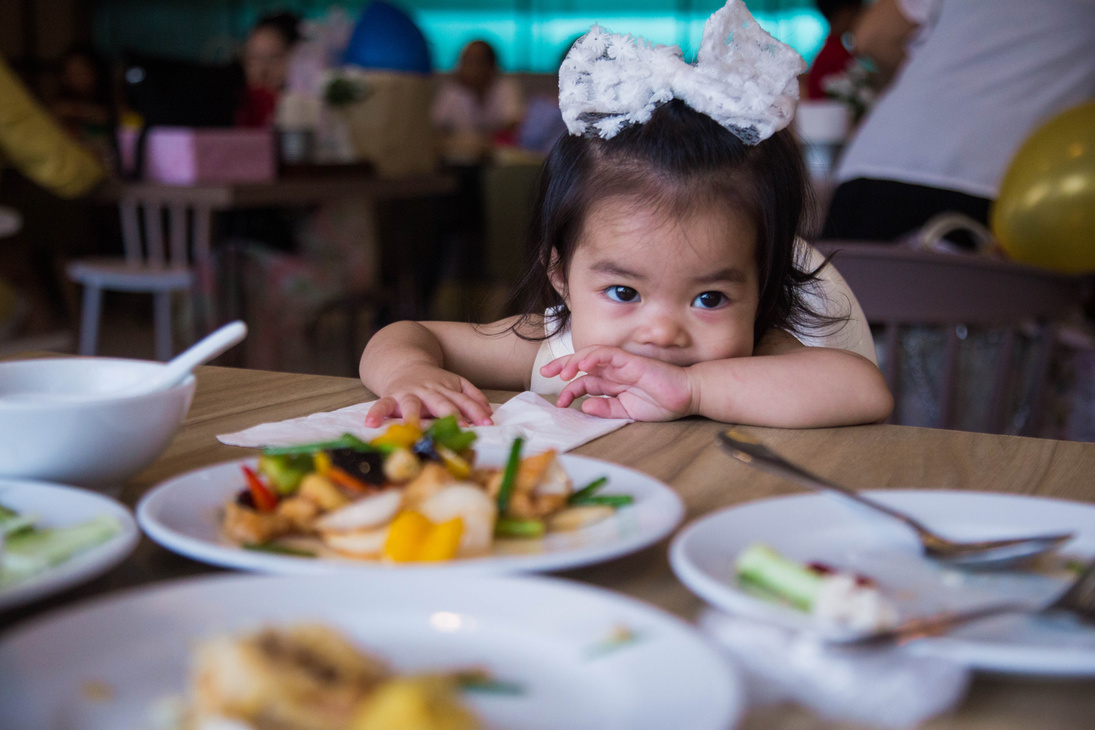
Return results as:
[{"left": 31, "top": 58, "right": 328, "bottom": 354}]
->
[{"left": 683, "top": 363, "right": 709, "bottom": 419}]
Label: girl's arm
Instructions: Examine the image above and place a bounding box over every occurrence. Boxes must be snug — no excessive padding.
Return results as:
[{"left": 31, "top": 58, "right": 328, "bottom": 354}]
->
[
  {"left": 689, "top": 329, "right": 893, "bottom": 428},
  {"left": 359, "top": 317, "right": 541, "bottom": 426},
  {"left": 546, "top": 330, "right": 893, "bottom": 428}
]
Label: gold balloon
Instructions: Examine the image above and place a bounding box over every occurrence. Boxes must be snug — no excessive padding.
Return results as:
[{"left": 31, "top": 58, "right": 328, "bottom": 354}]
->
[{"left": 991, "top": 101, "right": 1095, "bottom": 274}]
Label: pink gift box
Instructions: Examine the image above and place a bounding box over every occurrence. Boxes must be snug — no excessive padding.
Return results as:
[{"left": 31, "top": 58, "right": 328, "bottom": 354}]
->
[{"left": 118, "top": 127, "right": 276, "bottom": 184}]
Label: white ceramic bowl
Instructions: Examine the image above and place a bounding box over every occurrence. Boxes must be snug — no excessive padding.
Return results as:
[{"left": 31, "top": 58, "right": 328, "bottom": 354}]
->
[{"left": 0, "top": 358, "right": 195, "bottom": 491}]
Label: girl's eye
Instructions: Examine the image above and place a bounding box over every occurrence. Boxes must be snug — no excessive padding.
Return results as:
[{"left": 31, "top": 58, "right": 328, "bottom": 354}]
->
[
  {"left": 605, "top": 286, "right": 640, "bottom": 303},
  {"left": 692, "top": 291, "right": 728, "bottom": 309}
]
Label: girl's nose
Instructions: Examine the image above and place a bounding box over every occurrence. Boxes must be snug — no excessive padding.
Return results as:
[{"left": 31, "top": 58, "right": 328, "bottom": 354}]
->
[{"left": 635, "top": 314, "right": 690, "bottom": 348}]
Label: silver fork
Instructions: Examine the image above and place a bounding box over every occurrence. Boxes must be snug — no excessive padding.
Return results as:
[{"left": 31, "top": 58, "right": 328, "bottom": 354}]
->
[
  {"left": 718, "top": 429, "right": 1074, "bottom": 569},
  {"left": 830, "top": 559, "right": 1095, "bottom": 647}
]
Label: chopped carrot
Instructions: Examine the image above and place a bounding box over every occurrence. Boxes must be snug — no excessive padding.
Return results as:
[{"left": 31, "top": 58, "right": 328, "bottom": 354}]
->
[{"left": 327, "top": 465, "right": 372, "bottom": 493}]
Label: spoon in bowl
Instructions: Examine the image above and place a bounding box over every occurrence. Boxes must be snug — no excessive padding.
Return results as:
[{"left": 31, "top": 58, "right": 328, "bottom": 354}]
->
[
  {"left": 718, "top": 429, "right": 1074, "bottom": 569},
  {"left": 0, "top": 320, "right": 247, "bottom": 404}
]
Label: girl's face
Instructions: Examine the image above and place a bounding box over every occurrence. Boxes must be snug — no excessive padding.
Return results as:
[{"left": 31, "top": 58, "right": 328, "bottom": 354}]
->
[{"left": 552, "top": 198, "right": 759, "bottom": 365}]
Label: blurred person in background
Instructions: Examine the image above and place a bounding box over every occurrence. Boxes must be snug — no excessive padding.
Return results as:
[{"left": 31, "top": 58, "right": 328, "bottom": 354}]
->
[
  {"left": 432, "top": 39, "right": 524, "bottom": 161},
  {"left": 51, "top": 44, "right": 118, "bottom": 169},
  {"left": 822, "top": 0, "right": 1095, "bottom": 247},
  {"left": 804, "top": 0, "right": 864, "bottom": 101},
  {"left": 236, "top": 11, "right": 302, "bottom": 128},
  {"left": 0, "top": 53, "right": 106, "bottom": 335}
]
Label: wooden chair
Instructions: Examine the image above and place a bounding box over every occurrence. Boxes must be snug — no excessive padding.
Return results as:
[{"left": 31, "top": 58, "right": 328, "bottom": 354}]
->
[
  {"left": 814, "top": 241, "right": 1087, "bottom": 434},
  {"left": 67, "top": 193, "right": 213, "bottom": 360}
]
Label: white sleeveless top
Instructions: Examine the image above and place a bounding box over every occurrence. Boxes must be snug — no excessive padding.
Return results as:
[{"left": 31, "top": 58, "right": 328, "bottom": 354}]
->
[{"left": 530, "top": 242, "right": 877, "bottom": 396}]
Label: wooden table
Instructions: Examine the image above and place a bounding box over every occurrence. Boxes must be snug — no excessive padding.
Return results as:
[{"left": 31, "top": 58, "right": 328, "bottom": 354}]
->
[{"left": 3, "top": 363, "right": 1094, "bottom": 728}]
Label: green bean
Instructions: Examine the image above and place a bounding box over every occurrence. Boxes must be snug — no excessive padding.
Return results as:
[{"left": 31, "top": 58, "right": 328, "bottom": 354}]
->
[
  {"left": 567, "top": 494, "right": 634, "bottom": 508},
  {"left": 242, "top": 542, "right": 317, "bottom": 558},
  {"left": 494, "top": 516, "right": 545, "bottom": 538},
  {"left": 567, "top": 476, "right": 608, "bottom": 504},
  {"left": 496, "top": 437, "right": 524, "bottom": 512}
]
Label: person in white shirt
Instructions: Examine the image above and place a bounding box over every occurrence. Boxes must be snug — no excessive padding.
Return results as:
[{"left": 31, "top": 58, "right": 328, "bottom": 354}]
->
[
  {"left": 431, "top": 40, "right": 524, "bottom": 160},
  {"left": 822, "top": 0, "right": 1095, "bottom": 248}
]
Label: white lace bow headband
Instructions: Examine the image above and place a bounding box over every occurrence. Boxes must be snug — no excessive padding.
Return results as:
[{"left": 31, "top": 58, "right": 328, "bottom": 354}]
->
[{"left": 559, "top": 0, "right": 805, "bottom": 145}]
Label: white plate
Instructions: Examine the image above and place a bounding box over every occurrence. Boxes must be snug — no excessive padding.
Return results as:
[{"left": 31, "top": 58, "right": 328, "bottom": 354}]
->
[
  {"left": 0, "top": 572, "right": 743, "bottom": 730},
  {"left": 137, "top": 452, "right": 684, "bottom": 575},
  {"left": 0, "top": 479, "right": 139, "bottom": 610},
  {"left": 670, "top": 490, "right": 1095, "bottom": 676}
]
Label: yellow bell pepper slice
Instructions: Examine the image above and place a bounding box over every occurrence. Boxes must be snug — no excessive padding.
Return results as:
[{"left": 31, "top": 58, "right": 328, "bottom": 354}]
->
[
  {"left": 384, "top": 511, "right": 433, "bottom": 562},
  {"left": 312, "top": 451, "right": 332, "bottom": 476},
  {"left": 418, "top": 517, "right": 464, "bottom": 562},
  {"left": 434, "top": 445, "right": 471, "bottom": 480},
  {"left": 371, "top": 423, "right": 423, "bottom": 450}
]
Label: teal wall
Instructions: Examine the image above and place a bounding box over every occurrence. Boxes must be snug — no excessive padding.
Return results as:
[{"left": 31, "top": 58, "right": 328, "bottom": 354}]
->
[{"left": 91, "top": 0, "right": 827, "bottom": 73}]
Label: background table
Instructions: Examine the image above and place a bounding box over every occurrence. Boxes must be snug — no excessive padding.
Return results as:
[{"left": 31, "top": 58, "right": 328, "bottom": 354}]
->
[
  {"left": 2, "top": 361, "right": 1093, "bottom": 728},
  {"left": 95, "top": 171, "right": 458, "bottom": 339}
]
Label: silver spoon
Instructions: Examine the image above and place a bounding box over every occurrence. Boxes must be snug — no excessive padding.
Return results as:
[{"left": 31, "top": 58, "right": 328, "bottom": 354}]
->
[
  {"left": 830, "top": 558, "right": 1095, "bottom": 646},
  {"left": 718, "top": 429, "right": 1073, "bottom": 569}
]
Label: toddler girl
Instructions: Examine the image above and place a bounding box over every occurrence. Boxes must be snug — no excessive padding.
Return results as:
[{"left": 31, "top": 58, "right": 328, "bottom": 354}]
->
[{"left": 360, "top": 0, "right": 892, "bottom": 428}]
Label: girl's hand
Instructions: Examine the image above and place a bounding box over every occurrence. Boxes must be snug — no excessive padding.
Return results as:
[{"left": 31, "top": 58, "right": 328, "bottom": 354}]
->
[
  {"left": 542, "top": 347, "right": 695, "bottom": 421},
  {"left": 365, "top": 364, "right": 494, "bottom": 427}
]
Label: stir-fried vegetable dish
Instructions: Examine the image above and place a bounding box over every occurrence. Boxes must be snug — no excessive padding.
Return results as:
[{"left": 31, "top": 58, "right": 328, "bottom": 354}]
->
[{"left": 223, "top": 417, "right": 632, "bottom": 562}]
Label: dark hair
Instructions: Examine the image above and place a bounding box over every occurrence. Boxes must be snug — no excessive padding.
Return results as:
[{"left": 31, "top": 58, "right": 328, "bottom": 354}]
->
[
  {"left": 816, "top": 0, "right": 863, "bottom": 24},
  {"left": 512, "top": 99, "right": 836, "bottom": 347},
  {"left": 253, "top": 11, "right": 303, "bottom": 47},
  {"left": 461, "top": 39, "right": 498, "bottom": 69}
]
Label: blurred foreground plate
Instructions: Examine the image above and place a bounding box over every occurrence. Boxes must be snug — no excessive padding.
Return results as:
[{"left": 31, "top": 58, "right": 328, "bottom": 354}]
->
[{"left": 0, "top": 572, "right": 742, "bottom": 729}]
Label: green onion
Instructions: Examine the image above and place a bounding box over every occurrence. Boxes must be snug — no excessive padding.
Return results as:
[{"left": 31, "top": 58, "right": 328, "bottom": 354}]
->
[
  {"left": 442, "top": 429, "right": 477, "bottom": 452},
  {"left": 496, "top": 437, "right": 524, "bottom": 512},
  {"left": 567, "top": 476, "right": 608, "bottom": 504},
  {"left": 262, "top": 433, "right": 377, "bottom": 456},
  {"left": 567, "top": 494, "right": 634, "bottom": 508},
  {"left": 494, "top": 516, "right": 545, "bottom": 538},
  {"left": 242, "top": 542, "right": 317, "bottom": 558},
  {"left": 425, "top": 415, "right": 477, "bottom": 451}
]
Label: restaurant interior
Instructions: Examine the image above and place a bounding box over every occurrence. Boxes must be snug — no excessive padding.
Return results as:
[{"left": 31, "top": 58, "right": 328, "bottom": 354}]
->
[{"left": 1, "top": 0, "right": 1094, "bottom": 728}]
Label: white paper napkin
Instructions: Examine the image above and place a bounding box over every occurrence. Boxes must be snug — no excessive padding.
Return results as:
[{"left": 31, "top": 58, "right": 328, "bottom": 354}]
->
[
  {"left": 217, "top": 391, "right": 632, "bottom": 455},
  {"left": 698, "top": 609, "right": 971, "bottom": 729}
]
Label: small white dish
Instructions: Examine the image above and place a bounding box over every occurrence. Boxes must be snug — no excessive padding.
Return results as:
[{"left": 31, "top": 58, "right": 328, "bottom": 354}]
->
[
  {"left": 670, "top": 490, "right": 1095, "bottom": 676},
  {"left": 0, "top": 478, "right": 139, "bottom": 610},
  {"left": 137, "top": 451, "right": 684, "bottom": 575},
  {"left": 0, "top": 572, "right": 743, "bottom": 730},
  {"left": 0, "top": 358, "right": 195, "bottom": 490}
]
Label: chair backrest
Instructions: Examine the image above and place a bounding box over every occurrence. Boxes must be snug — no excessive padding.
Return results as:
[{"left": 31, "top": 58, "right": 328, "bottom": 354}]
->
[
  {"left": 814, "top": 241, "right": 1087, "bottom": 433},
  {"left": 119, "top": 194, "right": 211, "bottom": 269}
]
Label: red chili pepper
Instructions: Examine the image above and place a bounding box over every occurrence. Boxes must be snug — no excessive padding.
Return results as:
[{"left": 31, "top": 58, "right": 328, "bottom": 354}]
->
[{"left": 241, "top": 465, "right": 278, "bottom": 512}]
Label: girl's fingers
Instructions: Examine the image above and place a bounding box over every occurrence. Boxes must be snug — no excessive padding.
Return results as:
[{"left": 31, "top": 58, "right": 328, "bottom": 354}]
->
[
  {"left": 539, "top": 356, "right": 566, "bottom": 378},
  {"left": 581, "top": 395, "right": 630, "bottom": 419},
  {"left": 438, "top": 387, "right": 485, "bottom": 425},
  {"left": 396, "top": 394, "right": 423, "bottom": 425},
  {"left": 555, "top": 375, "right": 613, "bottom": 408},
  {"left": 365, "top": 397, "right": 398, "bottom": 427},
  {"left": 454, "top": 382, "right": 493, "bottom": 425},
  {"left": 542, "top": 347, "right": 604, "bottom": 381},
  {"left": 415, "top": 390, "right": 462, "bottom": 422}
]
